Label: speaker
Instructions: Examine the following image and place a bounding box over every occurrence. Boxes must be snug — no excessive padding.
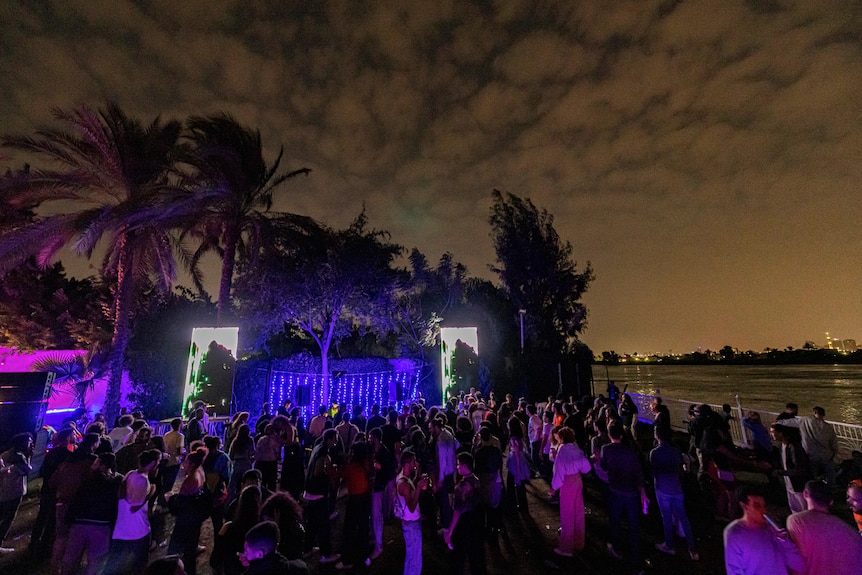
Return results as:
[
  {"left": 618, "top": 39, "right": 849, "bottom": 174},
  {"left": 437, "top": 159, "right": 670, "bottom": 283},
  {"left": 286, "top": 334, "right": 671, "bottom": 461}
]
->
[
  {"left": 0, "top": 372, "right": 54, "bottom": 449},
  {"left": 295, "top": 385, "right": 311, "bottom": 406}
]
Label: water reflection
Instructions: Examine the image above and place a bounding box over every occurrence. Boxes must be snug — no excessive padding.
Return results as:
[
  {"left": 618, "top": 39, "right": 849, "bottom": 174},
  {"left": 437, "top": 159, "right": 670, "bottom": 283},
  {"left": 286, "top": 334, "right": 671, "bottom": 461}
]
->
[{"left": 606, "top": 364, "right": 862, "bottom": 425}]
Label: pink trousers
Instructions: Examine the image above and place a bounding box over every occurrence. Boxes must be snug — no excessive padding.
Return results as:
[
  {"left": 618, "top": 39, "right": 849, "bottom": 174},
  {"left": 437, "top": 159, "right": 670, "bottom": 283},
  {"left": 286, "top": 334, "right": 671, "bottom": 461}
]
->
[{"left": 559, "top": 473, "right": 585, "bottom": 553}]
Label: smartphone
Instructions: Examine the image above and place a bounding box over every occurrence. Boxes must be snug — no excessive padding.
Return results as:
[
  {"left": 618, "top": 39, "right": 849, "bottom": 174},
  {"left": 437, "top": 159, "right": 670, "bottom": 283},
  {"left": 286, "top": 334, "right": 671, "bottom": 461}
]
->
[{"left": 764, "top": 514, "right": 782, "bottom": 532}]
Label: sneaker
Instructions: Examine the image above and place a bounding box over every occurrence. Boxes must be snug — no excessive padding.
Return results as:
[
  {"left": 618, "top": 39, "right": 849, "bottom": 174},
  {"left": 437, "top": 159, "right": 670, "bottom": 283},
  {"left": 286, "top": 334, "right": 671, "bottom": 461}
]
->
[
  {"left": 655, "top": 542, "right": 676, "bottom": 556},
  {"left": 553, "top": 547, "right": 574, "bottom": 557},
  {"left": 334, "top": 561, "right": 353, "bottom": 570},
  {"left": 689, "top": 550, "right": 700, "bottom": 561},
  {"left": 606, "top": 543, "right": 623, "bottom": 560},
  {"left": 320, "top": 554, "right": 341, "bottom": 564},
  {"left": 369, "top": 547, "right": 383, "bottom": 560}
]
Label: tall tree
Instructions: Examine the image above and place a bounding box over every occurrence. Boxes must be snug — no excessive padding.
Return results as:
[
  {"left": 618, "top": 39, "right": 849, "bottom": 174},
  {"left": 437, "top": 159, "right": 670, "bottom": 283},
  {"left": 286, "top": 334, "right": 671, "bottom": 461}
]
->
[
  {"left": 0, "top": 102, "right": 191, "bottom": 422},
  {"left": 489, "top": 189, "right": 593, "bottom": 354},
  {"left": 182, "top": 113, "right": 314, "bottom": 325},
  {"left": 235, "top": 211, "right": 403, "bottom": 405}
]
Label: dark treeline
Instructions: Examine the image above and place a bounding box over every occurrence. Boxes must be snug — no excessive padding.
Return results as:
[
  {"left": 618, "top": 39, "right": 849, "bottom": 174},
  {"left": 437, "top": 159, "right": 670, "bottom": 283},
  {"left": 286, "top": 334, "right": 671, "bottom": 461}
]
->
[{"left": 599, "top": 346, "right": 862, "bottom": 366}]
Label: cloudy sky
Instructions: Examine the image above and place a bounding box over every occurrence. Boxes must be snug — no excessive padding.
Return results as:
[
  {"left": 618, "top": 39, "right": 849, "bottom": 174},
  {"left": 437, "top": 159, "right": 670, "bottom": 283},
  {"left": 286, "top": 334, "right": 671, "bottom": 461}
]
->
[{"left": 2, "top": 1, "right": 861, "bottom": 354}]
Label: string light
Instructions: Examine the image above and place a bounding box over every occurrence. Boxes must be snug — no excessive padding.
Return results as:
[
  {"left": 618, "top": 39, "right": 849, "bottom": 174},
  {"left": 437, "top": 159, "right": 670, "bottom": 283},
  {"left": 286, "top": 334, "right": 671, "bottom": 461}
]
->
[{"left": 267, "top": 365, "right": 421, "bottom": 419}]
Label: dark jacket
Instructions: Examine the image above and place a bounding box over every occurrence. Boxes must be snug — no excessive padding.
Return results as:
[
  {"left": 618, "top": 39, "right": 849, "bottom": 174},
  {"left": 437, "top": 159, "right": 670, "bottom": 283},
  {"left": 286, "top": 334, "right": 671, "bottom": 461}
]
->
[
  {"left": 243, "top": 552, "right": 308, "bottom": 575},
  {"left": 68, "top": 471, "right": 122, "bottom": 526},
  {"left": 780, "top": 440, "right": 812, "bottom": 492}
]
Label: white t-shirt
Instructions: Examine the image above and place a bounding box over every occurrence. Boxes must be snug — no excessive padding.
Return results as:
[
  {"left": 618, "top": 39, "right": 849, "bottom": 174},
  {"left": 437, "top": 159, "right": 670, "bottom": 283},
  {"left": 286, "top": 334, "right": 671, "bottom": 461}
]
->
[
  {"left": 164, "top": 430, "right": 184, "bottom": 466},
  {"left": 108, "top": 426, "right": 132, "bottom": 453},
  {"left": 113, "top": 471, "right": 151, "bottom": 541}
]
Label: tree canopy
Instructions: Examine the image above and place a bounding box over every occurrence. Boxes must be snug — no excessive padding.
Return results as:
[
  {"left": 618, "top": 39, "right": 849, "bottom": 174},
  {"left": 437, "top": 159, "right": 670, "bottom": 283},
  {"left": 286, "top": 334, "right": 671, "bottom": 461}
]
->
[
  {"left": 489, "top": 189, "right": 593, "bottom": 355},
  {"left": 0, "top": 102, "right": 192, "bottom": 421},
  {"left": 234, "top": 211, "right": 404, "bottom": 404},
  {"left": 181, "top": 113, "right": 314, "bottom": 324}
]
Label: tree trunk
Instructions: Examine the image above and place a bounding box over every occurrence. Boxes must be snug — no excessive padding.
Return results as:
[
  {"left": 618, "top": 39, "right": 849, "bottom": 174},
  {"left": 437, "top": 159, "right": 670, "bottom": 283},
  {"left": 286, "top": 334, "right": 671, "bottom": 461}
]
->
[
  {"left": 104, "top": 239, "right": 134, "bottom": 424},
  {"left": 321, "top": 347, "right": 330, "bottom": 408},
  {"left": 318, "top": 316, "right": 341, "bottom": 408},
  {"left": 216, "top": 229, "right": 238, "bottom": 326}
]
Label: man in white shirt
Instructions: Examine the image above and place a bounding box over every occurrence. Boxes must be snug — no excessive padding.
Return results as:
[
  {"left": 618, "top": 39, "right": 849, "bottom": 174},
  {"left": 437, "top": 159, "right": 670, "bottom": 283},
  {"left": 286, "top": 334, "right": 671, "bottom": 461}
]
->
[
  {"left": 161, "top": 418, "right": 185, "bottom": 500},
  {"left": 527, "top": 405, "right": 543, "bottom": 469},
  {"left": 104, "top": 449, "right": 159, "bottom": 575}
]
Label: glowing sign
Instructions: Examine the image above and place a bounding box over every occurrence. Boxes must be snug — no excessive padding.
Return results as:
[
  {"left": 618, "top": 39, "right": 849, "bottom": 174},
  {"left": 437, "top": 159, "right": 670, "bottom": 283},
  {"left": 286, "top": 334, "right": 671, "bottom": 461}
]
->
[{"left": 440, "top": 327, "right": 478, "bottom": 399}]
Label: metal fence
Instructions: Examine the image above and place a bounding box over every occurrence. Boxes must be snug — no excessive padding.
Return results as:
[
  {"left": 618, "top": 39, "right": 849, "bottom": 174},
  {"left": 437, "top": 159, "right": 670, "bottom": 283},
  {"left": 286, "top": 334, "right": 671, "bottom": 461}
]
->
[{"left": 630, "top": 393, "right": 862, "bottom": 460}]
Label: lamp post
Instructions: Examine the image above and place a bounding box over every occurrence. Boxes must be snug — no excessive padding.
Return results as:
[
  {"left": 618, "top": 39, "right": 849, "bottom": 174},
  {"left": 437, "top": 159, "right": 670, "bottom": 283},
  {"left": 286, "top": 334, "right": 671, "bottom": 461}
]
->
[{"left": 518, "top": 309, "right": 526, "bottom": 353}]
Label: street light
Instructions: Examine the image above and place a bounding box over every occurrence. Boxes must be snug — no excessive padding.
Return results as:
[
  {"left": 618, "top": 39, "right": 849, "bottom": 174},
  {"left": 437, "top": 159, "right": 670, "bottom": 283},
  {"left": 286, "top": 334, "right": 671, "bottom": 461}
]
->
[{"left": 518, "top": 309, "right": 526, "bottom": 353}]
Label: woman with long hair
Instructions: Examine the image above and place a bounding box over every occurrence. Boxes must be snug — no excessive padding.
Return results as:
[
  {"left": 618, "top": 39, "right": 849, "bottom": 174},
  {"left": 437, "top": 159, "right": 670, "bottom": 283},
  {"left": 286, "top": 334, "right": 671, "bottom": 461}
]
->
[
  {"left": 224, "top": 412, "right": 249, "bottom": 455},
  {"left": 227, "top": 424, "right": 255, "bottom": 503},
  {"left": 167, "top": 447, "right": 208, "bottom": 575},
  {"left": 260, "top": 491, "right": 305, "bottom": 560},
  {"left": 506, "top": 417, "right": 531, "bottom": 511},
  {"left": 210, "top": 485, "right": 261, "bottom": 575},
  {"left": 278, "top": 415, "right": 305, "bottom": 501}
]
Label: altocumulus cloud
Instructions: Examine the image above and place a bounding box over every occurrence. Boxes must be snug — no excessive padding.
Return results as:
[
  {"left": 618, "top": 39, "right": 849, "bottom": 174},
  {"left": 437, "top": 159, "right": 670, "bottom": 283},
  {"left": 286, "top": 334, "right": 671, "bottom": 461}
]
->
[{"left": 1, "top": 0, "right": 861, "bottom": 352}]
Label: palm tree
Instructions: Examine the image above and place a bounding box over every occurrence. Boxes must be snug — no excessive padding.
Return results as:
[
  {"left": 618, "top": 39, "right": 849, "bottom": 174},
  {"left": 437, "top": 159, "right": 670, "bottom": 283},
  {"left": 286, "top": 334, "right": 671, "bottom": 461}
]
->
[
  {"left": 182, "top": 113, "right": 314, "bottom": 325},
  {"left": 0, "top": 102, "right": 192, "bottom": 422},
  {"left": 31, "top": 347, "right": 109, "bottom": 409}
]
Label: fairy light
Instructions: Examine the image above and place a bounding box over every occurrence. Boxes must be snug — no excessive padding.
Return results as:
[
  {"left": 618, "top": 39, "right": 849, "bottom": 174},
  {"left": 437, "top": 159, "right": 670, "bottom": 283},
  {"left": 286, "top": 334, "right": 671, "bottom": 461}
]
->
[{"left": 267, "top": 365, "right": 421, "bottom": 419}]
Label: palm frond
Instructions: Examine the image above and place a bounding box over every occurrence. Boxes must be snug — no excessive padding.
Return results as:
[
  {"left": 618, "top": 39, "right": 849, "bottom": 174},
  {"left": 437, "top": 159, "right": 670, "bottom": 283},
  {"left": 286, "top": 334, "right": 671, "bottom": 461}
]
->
[
  {"left": 0, "top": 215, "right": 80, "bottom": 274},
  {"left": 31, "top": 352, "right": 89, "bottom": 383},
  {"left": 170, "top": 233, "right": 207, "bottom": 296}
]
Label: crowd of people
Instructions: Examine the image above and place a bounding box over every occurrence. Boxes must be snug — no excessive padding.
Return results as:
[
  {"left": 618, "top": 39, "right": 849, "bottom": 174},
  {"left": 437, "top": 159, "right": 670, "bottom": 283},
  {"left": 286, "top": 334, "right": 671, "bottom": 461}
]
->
[{"left": 0, "top": 390, "right": 860, "bottom": 575}]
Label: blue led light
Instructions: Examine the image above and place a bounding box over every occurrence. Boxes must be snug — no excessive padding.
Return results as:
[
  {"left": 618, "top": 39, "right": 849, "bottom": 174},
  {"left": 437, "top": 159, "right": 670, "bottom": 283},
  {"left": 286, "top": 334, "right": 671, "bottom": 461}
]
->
[{"left": 267, "top": 366, "right": 421, "bottom": 419}]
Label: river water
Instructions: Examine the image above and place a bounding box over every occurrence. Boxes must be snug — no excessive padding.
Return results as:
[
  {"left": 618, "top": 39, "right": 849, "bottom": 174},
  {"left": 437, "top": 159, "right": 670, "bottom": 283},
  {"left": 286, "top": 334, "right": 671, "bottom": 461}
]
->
[{"left": 600, "top": 364, "right": 862, "bottom": 426}]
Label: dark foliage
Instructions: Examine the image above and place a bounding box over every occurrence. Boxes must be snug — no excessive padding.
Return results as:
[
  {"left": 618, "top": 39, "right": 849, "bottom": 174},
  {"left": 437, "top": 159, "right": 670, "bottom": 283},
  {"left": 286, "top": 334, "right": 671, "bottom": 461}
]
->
[
  {"left": 125, "top": 288, "right": 217, "bottom": 420},
  {"left": 0, "top": 259, "right": 111, "bottom": 350},
  {"left": 489, "top": 189, "right": 593, "bottom": 355}
]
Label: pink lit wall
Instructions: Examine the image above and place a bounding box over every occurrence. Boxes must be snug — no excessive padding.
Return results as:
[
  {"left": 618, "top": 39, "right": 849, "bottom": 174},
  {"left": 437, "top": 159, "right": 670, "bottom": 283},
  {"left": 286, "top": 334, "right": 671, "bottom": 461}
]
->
[{"left": 0, "top": 347, "right": 133, "bottom": 423}]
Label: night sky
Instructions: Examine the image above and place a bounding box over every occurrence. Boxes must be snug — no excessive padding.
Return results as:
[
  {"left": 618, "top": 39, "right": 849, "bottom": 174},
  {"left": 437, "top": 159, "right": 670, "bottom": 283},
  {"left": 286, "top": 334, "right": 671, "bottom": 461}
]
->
[{"left": 2, "top": 1, "right": 861, "bottom": 355}]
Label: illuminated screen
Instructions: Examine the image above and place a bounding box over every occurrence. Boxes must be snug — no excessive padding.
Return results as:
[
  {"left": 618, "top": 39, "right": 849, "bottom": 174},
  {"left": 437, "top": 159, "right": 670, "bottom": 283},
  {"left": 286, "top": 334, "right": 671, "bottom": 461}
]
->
[
  {"left": 440, "top": 327, "right": 478, "bottom": 399},
  {"left": 182, "top": 327, "right": 238, "bottom": 417}
]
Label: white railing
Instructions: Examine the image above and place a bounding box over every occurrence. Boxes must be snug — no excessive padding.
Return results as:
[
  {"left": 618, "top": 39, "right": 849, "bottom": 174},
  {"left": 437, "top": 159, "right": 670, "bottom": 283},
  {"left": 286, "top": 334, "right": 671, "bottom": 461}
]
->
[{"left": 630, "top": 393, "right": 862, "bottom": 460}]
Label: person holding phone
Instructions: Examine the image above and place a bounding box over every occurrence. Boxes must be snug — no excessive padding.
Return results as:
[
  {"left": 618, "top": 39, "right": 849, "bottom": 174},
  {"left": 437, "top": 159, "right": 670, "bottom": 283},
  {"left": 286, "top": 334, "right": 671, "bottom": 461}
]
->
[{"left": 723, "top": 486, "right": 805, "bottom": 575}]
